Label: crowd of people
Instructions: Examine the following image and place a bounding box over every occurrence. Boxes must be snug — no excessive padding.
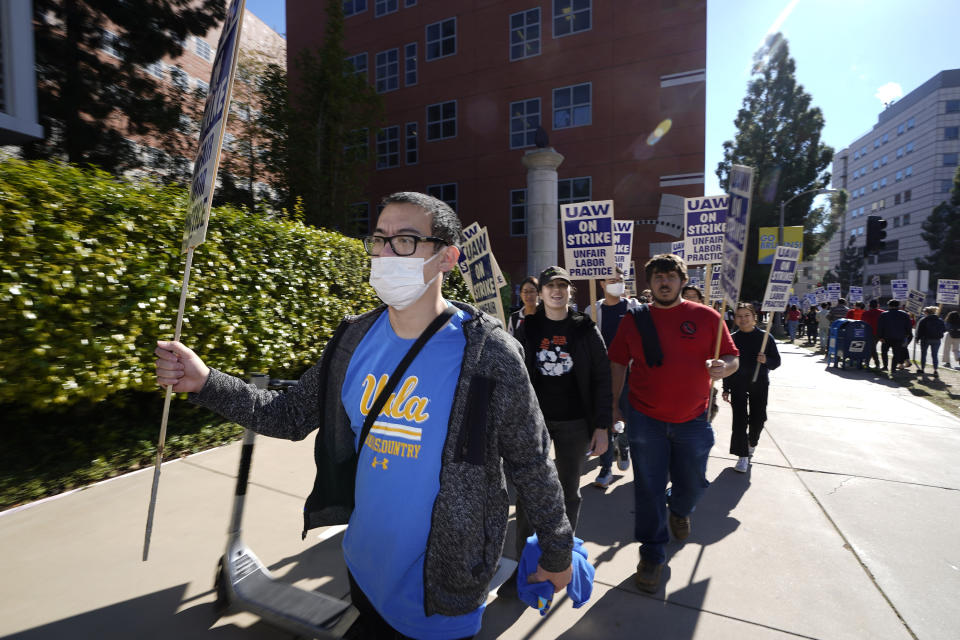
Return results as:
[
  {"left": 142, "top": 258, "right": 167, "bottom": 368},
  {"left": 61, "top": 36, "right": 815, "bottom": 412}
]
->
[{"left": 153, "top": 192, "right": 954, "bottom": 638}]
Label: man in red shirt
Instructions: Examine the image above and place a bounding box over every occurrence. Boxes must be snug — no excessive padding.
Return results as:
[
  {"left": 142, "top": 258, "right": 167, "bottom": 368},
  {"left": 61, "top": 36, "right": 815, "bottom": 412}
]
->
[
  {"left": 608, "top": 254, "right": 739, "bottom": 594},
  {"left": 860, "top": 299, "right": 883, "bottom": 368}
]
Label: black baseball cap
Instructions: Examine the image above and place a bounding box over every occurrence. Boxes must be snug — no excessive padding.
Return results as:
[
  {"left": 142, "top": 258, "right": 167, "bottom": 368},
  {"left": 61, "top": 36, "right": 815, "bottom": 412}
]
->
[{"left": 538, "top": 265, "right": 572, "bottom": 287}]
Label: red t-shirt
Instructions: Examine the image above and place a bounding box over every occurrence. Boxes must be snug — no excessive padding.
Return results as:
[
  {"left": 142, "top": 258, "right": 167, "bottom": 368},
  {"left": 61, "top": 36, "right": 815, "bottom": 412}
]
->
[
  {"left": 608, "top": 301, "right": 738, "bottom": 424},
  {"left": 860, "top": 308, "right": 883, "bottom": 334},
  {"left": 845, "top": 309, "right": 863, "bottom": 320}
]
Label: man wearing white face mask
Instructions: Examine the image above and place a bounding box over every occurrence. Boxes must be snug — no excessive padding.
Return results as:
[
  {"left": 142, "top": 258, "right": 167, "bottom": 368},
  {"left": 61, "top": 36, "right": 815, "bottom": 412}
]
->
[
  {"left": 592, "top": 267, "right": 639, "bottom": 488},
  {"left": 154, "top": 192, "right": 574, "bottom": 639}
]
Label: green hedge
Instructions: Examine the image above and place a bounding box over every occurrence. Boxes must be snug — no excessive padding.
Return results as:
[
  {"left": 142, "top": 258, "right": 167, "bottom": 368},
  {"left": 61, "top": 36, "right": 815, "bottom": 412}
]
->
[{"left": 0, "top": 159, "right": 472, "bottom": 508}]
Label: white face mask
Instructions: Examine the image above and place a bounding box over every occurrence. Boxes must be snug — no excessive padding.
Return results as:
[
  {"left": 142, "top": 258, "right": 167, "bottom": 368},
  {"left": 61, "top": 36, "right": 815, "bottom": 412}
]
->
[
  {"left": 369, "top": 252, "right": 442, "bottom": 310},
  {"left": 605, "top": 282, "right": 625, "bottom": 297}
]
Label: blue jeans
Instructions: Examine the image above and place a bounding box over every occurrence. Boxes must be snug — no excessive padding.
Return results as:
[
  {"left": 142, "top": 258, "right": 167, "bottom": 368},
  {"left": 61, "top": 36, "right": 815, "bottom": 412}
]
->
[
  {"left": 920, "top": 339, "right": 941, "bottom": 371},
  {"left": 787, "top": 320, "right": 798, "bottom": 340},
  {"left": 627, "top": 405, "right": 714, "bottom": 565}
]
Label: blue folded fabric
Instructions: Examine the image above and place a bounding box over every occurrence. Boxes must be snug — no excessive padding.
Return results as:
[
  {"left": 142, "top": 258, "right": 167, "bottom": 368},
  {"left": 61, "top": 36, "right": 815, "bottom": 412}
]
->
[{"left": 516, "top": 534, "right": 594, "bottom": 615}]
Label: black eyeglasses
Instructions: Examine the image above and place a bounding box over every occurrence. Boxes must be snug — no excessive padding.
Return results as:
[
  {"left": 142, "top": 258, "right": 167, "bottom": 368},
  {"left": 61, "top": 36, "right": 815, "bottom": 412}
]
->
[{"left": 363, "top": 234, "right": 447, "bottom": 256}]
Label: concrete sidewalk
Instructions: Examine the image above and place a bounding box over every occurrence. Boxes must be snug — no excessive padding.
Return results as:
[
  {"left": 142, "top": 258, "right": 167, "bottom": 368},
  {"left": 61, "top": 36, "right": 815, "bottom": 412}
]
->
[{"left": 2, "top": 342, "right": 958, "bottom": 639}]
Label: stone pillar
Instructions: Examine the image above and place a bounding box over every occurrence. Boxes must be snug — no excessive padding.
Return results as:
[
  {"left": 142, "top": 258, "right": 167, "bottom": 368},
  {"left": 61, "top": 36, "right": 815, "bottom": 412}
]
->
[{"left": 522, "top": 147, "right": 564, "bottom": 279}]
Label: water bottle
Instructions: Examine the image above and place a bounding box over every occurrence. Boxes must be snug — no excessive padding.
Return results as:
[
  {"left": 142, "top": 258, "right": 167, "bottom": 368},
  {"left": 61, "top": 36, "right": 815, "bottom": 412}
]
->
[{"left": 613, "top": 420, "right": 625, "bottom": 434}]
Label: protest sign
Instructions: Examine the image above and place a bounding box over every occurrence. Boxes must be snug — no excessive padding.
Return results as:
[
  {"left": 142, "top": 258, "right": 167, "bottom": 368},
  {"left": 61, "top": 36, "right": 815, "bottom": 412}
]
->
[
  {"left": 182, "top": 0, "right": 246, "bottom": 252},
  {"left": 461, "top": 228, "right": 505, "bottom": 324},
  {"left": 760, "top": 246, "right": 801, "bottom": 312},
  {"left": 937, "top": 279, "right": 960, "bottom": 305},
  {"left": 671, "top": 240, "right": 685, "bottom": 259},
  {"left": 826, "top": 282, "right": 841, "bottom": 303},
  {"left": 758, "top": 226, "right": 803, "bottom": 264},
  {"left": 708, "top": 264, "right": 722, "bottom": 303},
  {"left": 561, "top": 200, "right": 616, "bottom": 279},
  {"left": 848, "top": 286, "right": 863, "bottom": 303},
  {"left": 815, "top": 287, "right": 826, "bottom": 304},
  {"left": 458, "top": 223, "right": 505, "bottom": 292},
  {"left": 721, "top": 167, "right": 753, "bottom": 308},
  {"left": 905, "top": 289, "right": 926, "bottom": 314},
  {"left": 789, "top": 295, "right": 800, "bottom": 308},
  {"left": 626, "top": 261, "right": 637, "bottom": 297},
  {"left": 684, "top": 195, "right": 728, "bottom": 266},
  {"left": 890, "top": 279, "right": 908, "bottom": 300},
  {"left": 613, "top": 220, "right": 634, "bottom": 276},
  {"left": 804, "top": 293, "right": 817, "bottom": 308}
]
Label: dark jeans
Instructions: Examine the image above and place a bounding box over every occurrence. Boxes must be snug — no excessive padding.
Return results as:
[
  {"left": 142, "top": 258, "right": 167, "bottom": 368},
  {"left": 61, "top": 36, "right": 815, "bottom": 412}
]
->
[
  {"left": 728, "top": 382, "right": 768, "bottom": 457},
  {"left": 626, "top": 406, "right": 714, "bottom": 565},
  {"left": 881, "top": 339, "right": 908, "bottom": 370},
  {"left": 345, "top": 572, "right": 476, "bottom": 640},
  {"left": 515, "top": 417, "right": 591, "bottom": 558},
  {"left": 920, "top": 339, "right": 941, "bottom": 370}
]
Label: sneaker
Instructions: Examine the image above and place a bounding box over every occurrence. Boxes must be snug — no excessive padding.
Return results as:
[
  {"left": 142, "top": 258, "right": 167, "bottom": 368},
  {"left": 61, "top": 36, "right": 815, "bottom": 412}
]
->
[
  {"left": 496, "top": 567, "right": 519, "bottom": 599},
  {"left": 934, "top": 370, "right": 939, "bottom": 379},
  {"left": 734, "top": 456, "right": 749, "bottom": 473},
  {"left": 668, "top": 511, "right": 691, "bottom": 541},
  {"left": 635, "top": 556, "right": 664, "bottom": 593},
  {"left": 615, "top": 435, "right": 630, "bottom": 471},
  {"left": 594, "top": 469, "right": 613, "bottom": 489},
  {"left": 748, "top": 445, "right": 756, "bottom": 457}
]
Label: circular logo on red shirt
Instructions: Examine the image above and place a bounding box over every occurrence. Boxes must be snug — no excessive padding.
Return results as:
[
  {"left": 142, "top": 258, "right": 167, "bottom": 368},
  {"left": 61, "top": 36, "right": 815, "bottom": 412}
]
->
[{"left": 680, "top": 321, "right": 697, "bottom": 335}]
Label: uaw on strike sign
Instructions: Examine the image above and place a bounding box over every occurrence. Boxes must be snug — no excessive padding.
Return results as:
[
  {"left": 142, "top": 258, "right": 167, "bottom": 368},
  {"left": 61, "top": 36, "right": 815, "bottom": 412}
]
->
[
  {"left": 683, "top": 196, "right": 728, "bottom": 265},
  {"left": 562, "top": 200, "right": 616, "bottom": 278}
]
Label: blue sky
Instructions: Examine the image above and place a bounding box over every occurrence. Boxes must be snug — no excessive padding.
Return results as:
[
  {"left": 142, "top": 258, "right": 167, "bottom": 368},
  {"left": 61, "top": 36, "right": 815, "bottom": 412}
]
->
[{"left": 244, "top": 0, "right": 959, "bottom": 198}]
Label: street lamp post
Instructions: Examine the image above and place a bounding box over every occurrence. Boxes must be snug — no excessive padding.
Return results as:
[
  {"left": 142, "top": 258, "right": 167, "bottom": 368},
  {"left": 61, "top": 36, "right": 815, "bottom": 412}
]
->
[{"left": 772, "top": 188, "right": 840, "bottom": 337}]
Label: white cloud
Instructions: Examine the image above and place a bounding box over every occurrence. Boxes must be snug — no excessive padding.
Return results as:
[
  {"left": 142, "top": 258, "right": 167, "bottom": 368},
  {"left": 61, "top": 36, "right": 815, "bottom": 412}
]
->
[{"left": 875, "top": 82, "right": 903, "bottom": 105}]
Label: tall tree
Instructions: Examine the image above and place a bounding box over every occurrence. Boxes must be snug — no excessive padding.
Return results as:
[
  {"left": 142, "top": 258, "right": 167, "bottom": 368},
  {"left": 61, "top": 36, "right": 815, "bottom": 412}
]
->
[
  {"left": 915, "top": 166, "right": 960, "bottom": 281},
  {"left": 716, "top": 33, "right": 834, "bottom": 300},
  {"left": 25, "top": 0, "right": 225, "bottom": 174},
  {"left": 284, "top": 0, "right": 382, "bottom": 230}
]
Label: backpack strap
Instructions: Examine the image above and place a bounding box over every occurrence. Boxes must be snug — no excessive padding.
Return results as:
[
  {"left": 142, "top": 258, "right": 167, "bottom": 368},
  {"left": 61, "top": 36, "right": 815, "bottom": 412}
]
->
[{"left": 630, "top": 304, "right": 663, "bottom": 367}]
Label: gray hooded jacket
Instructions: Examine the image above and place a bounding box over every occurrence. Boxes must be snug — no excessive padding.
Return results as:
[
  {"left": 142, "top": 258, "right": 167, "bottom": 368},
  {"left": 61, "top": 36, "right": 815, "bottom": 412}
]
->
[{"left": 189, "top": 301, "right": 573, "bottom": 617}]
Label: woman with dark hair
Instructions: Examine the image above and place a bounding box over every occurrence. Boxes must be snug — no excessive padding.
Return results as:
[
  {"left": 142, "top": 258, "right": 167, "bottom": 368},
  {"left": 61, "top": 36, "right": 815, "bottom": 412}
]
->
[
  {"left": 503, "top": 265, "right": 611, "bottom": 591},
  {"left": 722, "top": 303, "right": 781, "bottom": 473},
  {"left": 508, "top": 276, "right": 539, "bottom": 336}
]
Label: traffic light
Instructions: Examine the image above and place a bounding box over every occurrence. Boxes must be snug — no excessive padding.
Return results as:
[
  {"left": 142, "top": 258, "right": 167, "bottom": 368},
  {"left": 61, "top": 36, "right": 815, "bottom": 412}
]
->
[{"left": 865, "top": 215, "right": 887, "bottom": 254}]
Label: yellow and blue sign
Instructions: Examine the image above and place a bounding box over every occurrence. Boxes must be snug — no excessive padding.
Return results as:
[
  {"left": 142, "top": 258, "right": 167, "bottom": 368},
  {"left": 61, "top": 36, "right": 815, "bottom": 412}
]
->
[{"left": 758, "top": 226, "right": 803, "bottom": 264}]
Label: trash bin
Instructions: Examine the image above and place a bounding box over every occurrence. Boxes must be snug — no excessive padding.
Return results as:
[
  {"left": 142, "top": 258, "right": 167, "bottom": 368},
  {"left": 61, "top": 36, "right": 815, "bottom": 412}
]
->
[{"left": 828, "top": 319, "right": 873, "bottom": 369}]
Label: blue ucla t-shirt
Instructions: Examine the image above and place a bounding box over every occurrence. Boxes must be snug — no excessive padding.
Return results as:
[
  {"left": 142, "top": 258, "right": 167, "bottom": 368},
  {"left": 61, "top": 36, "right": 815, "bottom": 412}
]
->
[{"left": 340, "top": 306, "right": 483, "bottom": 639}]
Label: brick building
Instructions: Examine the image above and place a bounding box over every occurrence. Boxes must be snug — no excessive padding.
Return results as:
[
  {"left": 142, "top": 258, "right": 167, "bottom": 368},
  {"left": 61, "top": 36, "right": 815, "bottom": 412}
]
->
[{"left": 287, "top": 0, "right": 706, "bottom": 300}]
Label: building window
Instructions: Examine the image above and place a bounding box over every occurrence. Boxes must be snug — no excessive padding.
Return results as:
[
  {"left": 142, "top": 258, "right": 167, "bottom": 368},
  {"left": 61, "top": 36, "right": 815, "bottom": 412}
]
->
[
  {"left": 510, "top": 8, "right": 541, "bottom": 60},
  {"left": 144, "top": 61, "right": 164, "bottom": 78},
  {"left": 882, "top": 133, "right": 889, "bottom": 144},
  {"left": 344, "top": 0, "right": 367, "bottom": 17},
  {"left": 861, "top": 146, "right": 868, "bottom": 156},
  {"left": 558, "top": 176, "right": 592, "bottom": 216},
  {"left": 904, "top": 189, "right": 911, "bottom": 202},
  {"left": 553, "top": 0, "right": 591, "bottom": 37},
  {"left": 881, "top": 154, "right": 888, "bottom": 166},
  {"left": 893, "top": 216, "right": 900, "bottom": 228},
  {"left": 859, "top": 187, "right": 865, "bottom": 197},
  {"left": 100, "top": 30, "right": 122, "bottom": 58},
  {"left": 907, "top": 116, "right": 915, "bottom": 129},
  {"left": 510, "top": 189, "right": 527, "bottom": 236},
  {"left": 946, "top": 126, "right": 960, "bottom": 140},
  {"left": 553, "top": 82, "right": 591, "bottom": 129},
  {"left": 903, "top": 213, "right": 910, "bottom": 225},
  {"left": 873, "top": 138, "right": 881, "bottom": 149},
  {"left": 945, "top": 153, "right": 959, "bottom": 166},
  {"left": 375, "top": 0, "right": 398, "bottom": 17},
  {"left": 851, "top": 190, "right": 857, "bottom": 200},
  {"left": 905, "top": 165, "right": 913, "bottom": 177},
  {"left": 352, "top": 202, "right": 370, "bottom": 236},
  {"left": 426, "top": 17, "right": 456, "bottom": 60},
  {"left": 906, "top": 141, "right": 914, "bottom": 153},
  {"left": 947, "top": 100, "right": 960, "bottom": 114},
  {"left": 427, "top": 183, "right": 458, "bottom": 211},
  {"left": 405, "top": 122, "right": 418, "bottom": 164},
  {"left": 426, "top": 100, "right": 457, "bottom": 140},
  {"left": 894, "top": 193, "right": 901, "bottom": 205},
  {"left": 194, "top": 36, "right": 212, "bottom": 61},
  {"left": 375, "top": 48, "right": 399, "bottom": 92},
  {"left": 404, "top": 42, "right": 417, "bottom": 86},
  {"left": 896, "top": 146, "right": 904, "bottom": 158},
  {"left": 854, "top": 150, "right": 860, "bottom": 160},
  {"left": 873, "top": 160, "right": 879, "bottom": 170},
  {"left": 376, "top": 125, "right": 400, "bottom": 169},
  {"left": 194, "top": 79, "right": 209, "bottom": 97},
  {"left": 346, "top": 52, "right": 368, "bottom": 79},
  {"left": 510, "top": 98, "right": 541, "bottom": 149},
  {"left": 405, "top": 0, "right": 416, "bottom": 6},
  {"left": 897, "top": 123, "right": 905, "bottom": 136},
  {"left": 896, "top": 170, "right": 903, "bottom": 182},
  {"left": 880, "top": 177, "right": 887, "bottom": 187},
  {"left": 871, "top": 181, "right": 878, "bottom": 191},
  {"left": 169, "top": 66, "right": 188, "bottom": 90}
]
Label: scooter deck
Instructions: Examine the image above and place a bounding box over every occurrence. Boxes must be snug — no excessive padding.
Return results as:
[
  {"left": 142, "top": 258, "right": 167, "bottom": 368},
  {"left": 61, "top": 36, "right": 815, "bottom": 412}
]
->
[{"left": 222, "top": 541, "right": 355, "bottom": 638}]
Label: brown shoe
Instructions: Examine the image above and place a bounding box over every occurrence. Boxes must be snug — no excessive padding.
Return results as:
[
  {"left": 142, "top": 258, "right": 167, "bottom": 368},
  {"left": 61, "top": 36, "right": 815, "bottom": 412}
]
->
[
  {"left": 669, "top": 511, "right": 691, "bottom": 540},
  {"left": 635, "top": 556, "right": 664, "bottom": 593}
]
